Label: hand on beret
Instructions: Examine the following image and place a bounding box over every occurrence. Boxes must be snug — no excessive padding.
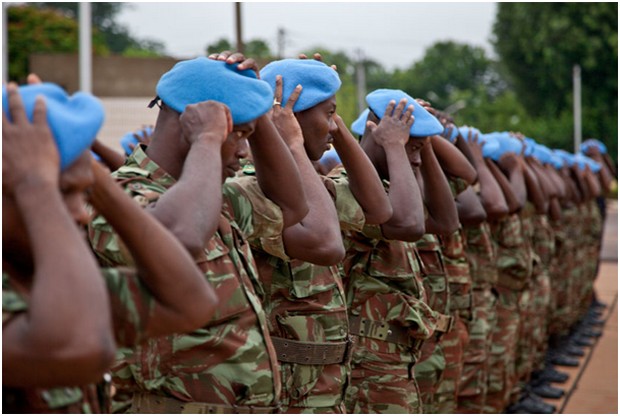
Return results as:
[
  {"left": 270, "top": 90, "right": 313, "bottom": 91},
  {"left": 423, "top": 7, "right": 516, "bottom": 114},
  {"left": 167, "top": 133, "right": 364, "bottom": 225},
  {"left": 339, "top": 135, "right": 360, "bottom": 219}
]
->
[
  {"left": 207, "top": 50, "right": 260, "bottom": 78},
  {"left": 581, "top": 138, "right": 607, "bottom": 155},
  {"left": 491, "top": 132, "right": 524, "bottom": 160},
  {"left": 3, "top": 83, "right": 61, "bottom": 194},
  {"left": 479, "top": 134, "right": 502, "bottom": 160},
  {"left": 120, "top": 126, "right": 154, "bottom": 156},
  {"left": 2, "top": 82, "right": 104, "bottom": 170},
  {"left": 441, "top": 123, "right": 459, "bottom": 143}
]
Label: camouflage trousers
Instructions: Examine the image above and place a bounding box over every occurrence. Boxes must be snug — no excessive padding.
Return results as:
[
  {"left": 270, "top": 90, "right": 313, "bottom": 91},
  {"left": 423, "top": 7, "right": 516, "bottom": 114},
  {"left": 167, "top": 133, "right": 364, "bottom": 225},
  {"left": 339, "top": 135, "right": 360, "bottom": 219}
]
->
[
  {"left": 456, "top": 286, "right": 497, "bottom": 413},
  {"left": 511, "top": 286, "right": 536, "bottom": 402},
  {"left": 414, "top": 339, "right": 446, "bottom": 413},
  {"left": 484, "top": 286, "right": 520, "bottom": 413},
  {"left": 548, "top": 219, "right": 575, "bottom": 337},
  {"left": 530, "top": 269, "right": 552, "bottom": 372},
  {"left": 344, "top": 359, "right": 423, "bottom": 414},
  {"left": 434, "top": 315, "right": 470, "bottom": 414}
]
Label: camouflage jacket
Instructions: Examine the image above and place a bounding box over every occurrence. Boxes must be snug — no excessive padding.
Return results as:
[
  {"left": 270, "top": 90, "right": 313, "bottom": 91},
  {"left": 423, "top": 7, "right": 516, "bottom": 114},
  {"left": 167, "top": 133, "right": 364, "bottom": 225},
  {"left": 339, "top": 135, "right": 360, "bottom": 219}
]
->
[
  {"left": 415, "top": 233, "right": 450, "bottom": 316},
  {"left": 490, "top": 212, "right": 532, "bottom": 291},
  {"left": 463, "top": 221, "right": 498, "bottom": 288},
  {"left": 88, "top": 145, "right": 281, "bottom": 407},
  {"left": 342, "top": 180, "right": 437, "bottom": 365},
  {"left": 2, "top": 267, "right": 155, "bottom": 414},
  {"left": 440, "top": 229, "right": 473, "bottom": 319},
  {"left": 226, "top": 168, "right": 365, "bottom": 410}
]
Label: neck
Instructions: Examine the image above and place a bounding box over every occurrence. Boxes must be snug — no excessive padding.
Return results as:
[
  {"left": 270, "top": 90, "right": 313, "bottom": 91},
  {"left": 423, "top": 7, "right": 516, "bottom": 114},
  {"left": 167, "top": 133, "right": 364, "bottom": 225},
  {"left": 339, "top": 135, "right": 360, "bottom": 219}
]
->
[{"left": 145, "top": 111, "right": 189, "bottom": 179}]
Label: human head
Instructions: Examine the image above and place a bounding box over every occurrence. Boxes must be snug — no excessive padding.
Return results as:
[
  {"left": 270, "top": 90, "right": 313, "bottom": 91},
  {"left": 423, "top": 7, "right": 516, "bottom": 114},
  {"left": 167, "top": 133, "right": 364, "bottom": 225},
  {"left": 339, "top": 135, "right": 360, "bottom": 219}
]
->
[
  {"left": 153, "top": 57, "right": 274, "bottom": 179},
  {"left": 260, "top": 59, "right": 342, "bottom": 161}
]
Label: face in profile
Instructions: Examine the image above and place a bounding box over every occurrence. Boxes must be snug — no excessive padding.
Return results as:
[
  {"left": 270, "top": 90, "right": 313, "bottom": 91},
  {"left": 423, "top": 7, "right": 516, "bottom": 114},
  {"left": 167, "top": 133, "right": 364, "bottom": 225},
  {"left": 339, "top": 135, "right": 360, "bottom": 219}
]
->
[
  {"left": 295, "top": 96, "right": 337, "bottom": 161},
  {"left": 405, "top": 137, "right": 428, "bottom": 170},
  {"left": 220, "top": 121, "right": 256, "bottom": 182}
]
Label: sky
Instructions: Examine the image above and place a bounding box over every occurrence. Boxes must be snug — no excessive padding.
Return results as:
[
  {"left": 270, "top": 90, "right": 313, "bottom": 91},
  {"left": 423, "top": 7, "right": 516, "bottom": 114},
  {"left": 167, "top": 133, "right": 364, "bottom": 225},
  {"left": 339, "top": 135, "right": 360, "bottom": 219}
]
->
[{"left": 116, "top": 2, "right": 498, "bottom": 70}]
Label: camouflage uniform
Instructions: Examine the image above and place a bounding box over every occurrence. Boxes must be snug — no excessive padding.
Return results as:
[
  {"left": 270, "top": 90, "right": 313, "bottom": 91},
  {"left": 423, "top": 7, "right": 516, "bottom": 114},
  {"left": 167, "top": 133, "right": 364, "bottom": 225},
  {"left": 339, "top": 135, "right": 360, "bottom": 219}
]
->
[
  {"left": 457, "top": 221, "right": 498, "bottom": 413},
  {"left": 576, "top": 200, "right": 602, "bottom": 319},
  {"left": 342, "top": 181, "right": 438, "bottom": 413},
  {"left": 435, "top": 228, "right": 472, "bottom": 414},
  {"left": 88, "top": 146, "right": 282, "bottom": 413},
  {"left": 485, "top": 212, "right": 532, "bottom": 413},
  {"left": 2, "top": 267, "right": 156, "bottom": 414},
  {"left": 234, "top": 168, "right": 365, "bottom": 413},
  {"left": 413, "top": 233, "right": 453, "bottom": 413}
]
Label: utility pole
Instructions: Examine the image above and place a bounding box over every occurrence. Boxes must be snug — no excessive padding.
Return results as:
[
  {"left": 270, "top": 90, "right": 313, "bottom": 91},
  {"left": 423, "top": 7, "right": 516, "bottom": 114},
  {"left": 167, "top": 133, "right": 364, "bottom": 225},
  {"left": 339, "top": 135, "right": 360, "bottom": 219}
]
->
[
  {"left": 277, "top": 27, "right": 286, "bottom": 59},
  {"left": 355, "top": 48, "right": 367, "bottom": 115},
  {"left": 79, "top": 2, "right": 92, "bottom": 93},
  {"left": 573, "top": 64, "right": 582, "bottom": 153},
  {"left": 235, "top": 2, "right": 244, "bottom": 53}
]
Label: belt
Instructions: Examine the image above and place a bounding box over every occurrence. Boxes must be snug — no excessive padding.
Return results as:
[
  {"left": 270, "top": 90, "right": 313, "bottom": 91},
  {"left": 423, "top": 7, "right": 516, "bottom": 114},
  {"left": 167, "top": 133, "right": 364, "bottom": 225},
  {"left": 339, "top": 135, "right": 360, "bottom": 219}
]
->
[
  {"left": 349, "top": 315, "right": 424, "bottom": 350},
  {"left": 131, "top": 393, "right": 278, "bottom": 414},
  {"left": 271, "top": 336, "right": 353, "bottom": 366},
  {"left": 435, "top": 313, "right": 454, "bottom": 333}
]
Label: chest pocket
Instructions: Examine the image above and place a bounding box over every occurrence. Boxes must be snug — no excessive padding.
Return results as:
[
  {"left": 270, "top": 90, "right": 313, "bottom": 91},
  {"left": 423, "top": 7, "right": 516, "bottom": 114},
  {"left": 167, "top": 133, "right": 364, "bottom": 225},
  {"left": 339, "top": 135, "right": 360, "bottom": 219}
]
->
[
  {"left": 198, "top": 235, "right": 253, "bottom": 326},
  {"left": 494, "top": 214, "right": 524, "bottom": 249}
]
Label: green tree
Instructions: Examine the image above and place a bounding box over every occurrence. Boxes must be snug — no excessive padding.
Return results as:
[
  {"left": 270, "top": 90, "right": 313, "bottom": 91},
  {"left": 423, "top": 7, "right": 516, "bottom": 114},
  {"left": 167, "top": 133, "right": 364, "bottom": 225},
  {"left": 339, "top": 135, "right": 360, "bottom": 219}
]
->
[
  {"left": 32, "top": 2, "right": 164, "bottom": 55},
  {"left": 7, "top": 5, "right": 108, "bottom": 82},
  {"left": 493, "top": 2, "right": 618, "bottom": 159}
]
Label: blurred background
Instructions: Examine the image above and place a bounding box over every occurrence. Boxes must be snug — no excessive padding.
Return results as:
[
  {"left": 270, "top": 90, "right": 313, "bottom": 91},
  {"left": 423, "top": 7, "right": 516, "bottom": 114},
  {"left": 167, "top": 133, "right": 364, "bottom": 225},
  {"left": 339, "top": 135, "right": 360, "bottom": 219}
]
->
[{"left": 3, "top": 2, "right": 618, "bottom": 169}]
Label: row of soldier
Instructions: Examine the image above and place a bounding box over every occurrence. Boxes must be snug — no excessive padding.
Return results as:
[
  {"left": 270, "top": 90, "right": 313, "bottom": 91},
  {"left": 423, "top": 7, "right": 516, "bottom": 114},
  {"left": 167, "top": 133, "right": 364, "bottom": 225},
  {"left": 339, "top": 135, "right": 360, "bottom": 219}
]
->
[{"left": 2, "top": 52, "right": 615, "bottom": 414}]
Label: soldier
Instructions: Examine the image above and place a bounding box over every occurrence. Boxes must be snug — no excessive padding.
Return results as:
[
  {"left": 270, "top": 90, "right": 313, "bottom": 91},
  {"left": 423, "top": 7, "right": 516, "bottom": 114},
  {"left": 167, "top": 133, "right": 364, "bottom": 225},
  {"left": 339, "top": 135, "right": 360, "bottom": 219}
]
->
[
  {"left": 231, "top": 57, "right": 393, "bottom": 413},
  {"left": 343, "top": 90, "right": 459, "bottom": 413},
  {"left": 3, "top": 82, "right": 217, "bottom": 412},
  {"left": 88, "top": 56, "right": 315, "bottom": 413},
  {"left": 455, "top": 127, "right": 508, "bottom": 413}
]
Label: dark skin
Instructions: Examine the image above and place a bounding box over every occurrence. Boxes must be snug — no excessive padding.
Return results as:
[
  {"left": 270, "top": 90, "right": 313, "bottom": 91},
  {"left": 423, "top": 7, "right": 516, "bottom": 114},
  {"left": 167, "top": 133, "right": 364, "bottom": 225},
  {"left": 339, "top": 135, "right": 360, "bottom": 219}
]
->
[
  {"left": 270, "top": 76, "right": 344, "bottom": 265},
  {"left": 430, "top": 134, "right": 478, "bottom": 185},
  {"left": 465, "top": 130, "right": 509, "bottom": 220},
  {"left": 3, "top": 85, "right": 217, "bottom": 387},
  {"left": 496, "top": 152, "right": 527, "bottom": 210},
  {"left": 485, "top": 158, "right": 522, "bottom": 214},
  {"left": 583, "top": 146, "right": 616, "bottom": 193},
  {"left": 455, "top": 187, "right": 488, "bottom": 226},
  {"left": 360, "top": 100, "right": 425, "bottom": 241},
  {"left": 521, "top": 157, "right": 548, "bottom": 214}
]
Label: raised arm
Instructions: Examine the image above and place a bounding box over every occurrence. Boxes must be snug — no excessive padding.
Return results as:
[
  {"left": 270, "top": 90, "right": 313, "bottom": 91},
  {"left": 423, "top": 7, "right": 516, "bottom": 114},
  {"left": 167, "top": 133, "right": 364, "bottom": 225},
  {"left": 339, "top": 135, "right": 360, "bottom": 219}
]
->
[
  {"left": 522, "top": 158, "right": 548, "bottom": 214},
  {"left": 368, "top": 99, "right": 424, "bottom": 241},
  {"left": 88, "top": 161, "right": 218, "bottom": 339},
  {"left": 495, "top": 153, "right": 527, "bottom": 210},
  {"left": 418, "top": 140, "right": 460, "bottom": 235},
  {"left": 3, "top": 86, "right": 115, "bottom": 387},
  {"left": 331, "top": 114, "right": 392, "bottom": 225},
  {"left": 145, "top": 102, "right": 232, "bottom": 257},
  {"left": 485, "top": 158, "right": 523, "bottom": 213},
  {"left": 270, "top": 77, "right": 343, "bottom": 265},
  {"left": 430, "top": 134, "right": 478, "bottom": 185}
]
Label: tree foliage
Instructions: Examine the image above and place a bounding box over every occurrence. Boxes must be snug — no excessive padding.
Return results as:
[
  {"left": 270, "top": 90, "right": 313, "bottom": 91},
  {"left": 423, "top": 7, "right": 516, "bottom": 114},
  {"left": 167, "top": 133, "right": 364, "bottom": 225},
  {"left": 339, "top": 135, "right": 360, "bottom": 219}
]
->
[
  {"left": 493, "top": 3, "right": 617, "bottom": 157},
  {"left": 7, "top": 5, "right": 109, "bottom": 83}
]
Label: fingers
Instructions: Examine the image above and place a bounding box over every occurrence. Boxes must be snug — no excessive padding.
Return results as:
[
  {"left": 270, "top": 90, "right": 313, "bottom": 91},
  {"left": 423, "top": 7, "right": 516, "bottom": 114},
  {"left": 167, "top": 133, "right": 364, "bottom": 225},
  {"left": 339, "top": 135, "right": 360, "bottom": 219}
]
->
[
  {"left": 32, "top": 96, "right": 47, "bottom": 126},
  {"left": 6, "top": 83, "right": 28, "bottom": 125},
  {"left": 274, "top": 75, "right": 283, "bottom": 104},
  {"left": 406, "top": 114, "right": 415, "bottom": 128},
  {"left": 313, "top": 53, "right": 322, "bottom": 61},
  {"left": 366, "top": 120, "right": 377, "bottom": 133},
  {"left": 298, "top": 53, "right": 308, "bottom": 59},
  {"left": 285, "top": 84, "right": 302, "bottom": 110},
  {"left": 392, "top": 98, "right": 407, "bottom": 119},
  {"left": 225, "top": 52, "right": 246, "bottom": 64},
  {"left": 383, "top": 100, "right": 396, "bottom": 119},
  {"left": 27, "top": 73, "right": 42, "bottom": 85},
  {"left": 236, "top": 58, "right": 257, "bottom": 71}
]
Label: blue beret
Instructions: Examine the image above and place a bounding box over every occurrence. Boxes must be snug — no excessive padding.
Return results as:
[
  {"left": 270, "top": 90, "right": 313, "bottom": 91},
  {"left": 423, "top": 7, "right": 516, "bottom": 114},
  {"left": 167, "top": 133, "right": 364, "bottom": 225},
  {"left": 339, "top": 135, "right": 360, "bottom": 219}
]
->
[
  {"left": 351, "top": 108, "right": 370, "bottom": 136},
  {"left": 157, "top": 57, "right": 273, "bottom": 124},
  {"left": 441, "top": 124, "right": 459, "bottom": 143},
  {"left": 550, "top": 153, "right": 565, "bottom": 170},
  {"left": 487, "top": 132, "right": 524, "bottom": 161},
  {"left": 574, "top": 153, "right": 601, "bottom": 172},
  {"left": 523, "top": 137, "right": 537, "bottom": 157},
  {"left": 320, "top": 147, "right": 341, "bottom": 165},
  {"left": 554, "top": 149, "right": 576, "bottom": 167},
  {"left": 581, "top": 138, "right": 607, "bottom": 154},
  {"left": 458, "top": 126, "right": 481, "bottom": 142},
  {"left": 365, "top": 89, "right": 443, "bottom": 137},
  {"left": 260, "top": 59, "right": 341, "bottom": 112},
  {"left": 532, "top": 144, "right": 553, "bottom": 164},
  {"left": 2, "top": 82, "right": 104, "bottom": 170},
  {"left": 120, "top": 126, "right": 153, "bottom": 156},
  {"left": 479, "top": 133, "right": 502, "bottom": 160}
]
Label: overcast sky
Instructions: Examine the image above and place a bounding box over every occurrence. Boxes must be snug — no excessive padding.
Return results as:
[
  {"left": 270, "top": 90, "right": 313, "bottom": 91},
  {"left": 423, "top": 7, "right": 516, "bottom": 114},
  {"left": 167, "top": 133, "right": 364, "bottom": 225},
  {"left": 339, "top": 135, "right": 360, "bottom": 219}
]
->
[{"left": 116, "top": 2, "right": 498, "bottom": 70}]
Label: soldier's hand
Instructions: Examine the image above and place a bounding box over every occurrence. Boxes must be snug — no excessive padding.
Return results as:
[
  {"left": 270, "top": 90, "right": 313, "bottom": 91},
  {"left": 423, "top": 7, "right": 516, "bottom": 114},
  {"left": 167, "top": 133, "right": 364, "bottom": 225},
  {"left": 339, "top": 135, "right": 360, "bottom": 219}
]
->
[
  {"left": 368, "top": 98, "right": 415, "bottom": 149},
  {"left": 179, "top": 101, "right": 233, "bottom": 147},
  {"left": 2, "top": 83, "right": 60, "bottom": 195},
  {"left": 208, "top": 50, "right": 260, "bottom": 78},
  {"left": 270, "top": 75, "right": 304, "bottom": 149}
]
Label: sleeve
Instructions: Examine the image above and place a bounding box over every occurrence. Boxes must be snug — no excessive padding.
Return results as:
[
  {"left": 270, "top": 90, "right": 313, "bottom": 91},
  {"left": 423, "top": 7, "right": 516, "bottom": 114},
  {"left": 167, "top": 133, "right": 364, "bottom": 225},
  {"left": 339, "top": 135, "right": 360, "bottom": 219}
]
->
[
  {"left": 222, "top": 176, "right": 287, "bottom": 260},
  {"left": 323, "top": 169, "right": 366, "bottom": 232},
  {"left": 448, "top": 175, "right": 470, "bottom": 198},
  {"left": 87, "top": 178, "right": 165, "bottom": 268},
  {"left": 101, "top": 267, "right": 156, "bottom": 347}
]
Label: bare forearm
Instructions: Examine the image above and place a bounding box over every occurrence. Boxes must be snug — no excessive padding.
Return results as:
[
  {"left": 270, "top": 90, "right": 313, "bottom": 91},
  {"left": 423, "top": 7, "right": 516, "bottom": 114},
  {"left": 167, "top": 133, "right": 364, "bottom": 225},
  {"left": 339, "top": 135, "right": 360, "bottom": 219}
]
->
[
  {"left": 522, "top": 160, "right": 548, "bottom": 214},
  {"left": 91, "top": 139, "right": 126, "bottom": 171},
  {"left": 486, "top": 158, "right": 522, "bottom": 213},
  {"left": 250, "top": 116, "right": 308, "bottom": 228},
  {"left": 332, "top": 120, "right": 392, "bottom": 224},
  {"left": 475, "top": 158, "right": 509, "bottom": 219},
  {"left": 149, "top": 140, "right": 223, "bottom": 255},
  {"left": 380, "top": 143, "right": 424, "bottom": 240},
  {"left": 431, "top": 135, "right": 477, "bottom": 185}
]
